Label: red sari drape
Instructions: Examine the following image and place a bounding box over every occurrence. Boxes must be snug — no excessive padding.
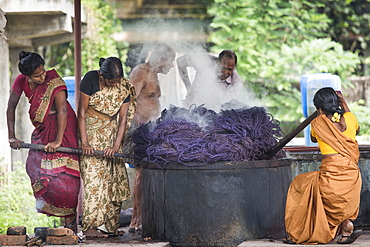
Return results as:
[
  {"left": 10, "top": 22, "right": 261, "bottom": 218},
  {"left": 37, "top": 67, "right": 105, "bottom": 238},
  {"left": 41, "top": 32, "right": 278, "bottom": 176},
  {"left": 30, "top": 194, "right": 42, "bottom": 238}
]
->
[{"left": 20, "top": 69, "right": 80, "bottom": 217}]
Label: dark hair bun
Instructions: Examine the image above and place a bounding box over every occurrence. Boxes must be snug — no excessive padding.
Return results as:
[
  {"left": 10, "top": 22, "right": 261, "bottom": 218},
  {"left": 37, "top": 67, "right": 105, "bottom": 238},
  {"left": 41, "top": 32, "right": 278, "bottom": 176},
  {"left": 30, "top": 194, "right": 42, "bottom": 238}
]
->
[
  {"left": 99, "top": 57, "right": 123, "bottom": 80},
  {"left": 99, "top": 58, "right": 106, "bottom": 67},
  {"left": 19, "top": 51, "right": 31, "bottom": 60},
  {"left": 18, "top": 51, "right": 45, "bottom": 76}
]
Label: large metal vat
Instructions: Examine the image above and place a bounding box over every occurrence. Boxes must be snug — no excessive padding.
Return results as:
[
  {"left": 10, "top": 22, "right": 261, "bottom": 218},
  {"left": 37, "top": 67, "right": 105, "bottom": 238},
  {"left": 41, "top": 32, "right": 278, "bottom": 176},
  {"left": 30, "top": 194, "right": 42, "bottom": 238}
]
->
[{"left": 141, "top": 159, "right": 292, "bottom": 247}]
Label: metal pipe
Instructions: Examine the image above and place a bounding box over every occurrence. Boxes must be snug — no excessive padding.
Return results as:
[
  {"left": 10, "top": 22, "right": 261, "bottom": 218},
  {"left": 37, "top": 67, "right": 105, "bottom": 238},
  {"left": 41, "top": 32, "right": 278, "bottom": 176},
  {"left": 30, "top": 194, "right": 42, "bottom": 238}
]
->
[{"left": 74, "top": 0, "right": 81, "bottom": 109}]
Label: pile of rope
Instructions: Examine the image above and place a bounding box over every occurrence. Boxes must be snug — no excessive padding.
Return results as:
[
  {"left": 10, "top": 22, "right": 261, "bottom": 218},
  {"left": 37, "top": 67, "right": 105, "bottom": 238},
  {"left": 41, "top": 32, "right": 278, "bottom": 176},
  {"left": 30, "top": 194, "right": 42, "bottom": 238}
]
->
[{"left": 133, "top": 105, "right": 286, "bottom": 168}]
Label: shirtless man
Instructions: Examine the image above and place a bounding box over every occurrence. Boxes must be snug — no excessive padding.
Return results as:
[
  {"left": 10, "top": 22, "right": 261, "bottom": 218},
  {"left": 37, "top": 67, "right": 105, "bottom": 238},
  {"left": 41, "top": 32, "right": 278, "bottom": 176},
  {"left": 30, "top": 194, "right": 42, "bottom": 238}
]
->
[{"left": 127, "top": 43, "right": 176, "bottom": 233}]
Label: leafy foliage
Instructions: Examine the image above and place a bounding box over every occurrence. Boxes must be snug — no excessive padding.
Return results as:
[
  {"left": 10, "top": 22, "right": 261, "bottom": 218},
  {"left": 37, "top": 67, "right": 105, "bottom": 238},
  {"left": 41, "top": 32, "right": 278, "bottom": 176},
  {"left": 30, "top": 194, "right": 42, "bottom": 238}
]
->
[
  {"left": 207, "top": 0, "right": 362, "bottom": 133},
  {"left": 208, "top": 0, "right": 330, "bottom": 82},
  {"left": 349, "top": 100, "right": 370, "bottom": 137},
  {"left": 80, "top": 0, "right": 127, "bottom": 74},
  {"left": 318, "top": 0, "right": 370, "bottom": 53},
  {"left": 263, "top": 39, "right": 359, "bottom": 122},
  {"left": 0, "top": 166, "right": 59, "bottom": 235},
  {"left": 48, "top": 0, "right": 129, "bottom": 77}
]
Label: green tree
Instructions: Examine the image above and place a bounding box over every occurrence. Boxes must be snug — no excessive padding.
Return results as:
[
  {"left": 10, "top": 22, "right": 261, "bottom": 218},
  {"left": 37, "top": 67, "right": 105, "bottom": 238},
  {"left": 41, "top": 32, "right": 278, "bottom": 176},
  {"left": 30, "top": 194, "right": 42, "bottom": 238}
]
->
[
  {"left": 207, "top": 0, "right": 362, "bottom": 133},
  {"left": 49, "top": 0, "right": 128, "bottom": 76},
  {"left": 208, "top": 0, "right": 330, "bottom": 82},
  {"left": 263, "top": 38, "right": 359, "bottom": 121},
  {"left": 0, "top": 167, "right": 58, "bottom": 234},
  {"left": 318, "top": 0, "right": 370, "bottom": 53}
]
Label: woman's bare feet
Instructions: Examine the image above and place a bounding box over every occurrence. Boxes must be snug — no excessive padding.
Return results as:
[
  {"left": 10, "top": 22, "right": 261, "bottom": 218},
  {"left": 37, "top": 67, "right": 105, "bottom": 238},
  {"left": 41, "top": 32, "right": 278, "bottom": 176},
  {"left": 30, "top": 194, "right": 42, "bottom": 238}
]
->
[
  {"left": 64, "top": 216, "right": 77, "bottom": 233},
  {"left": 114, "top": 230, "right": 125, "bottom": 236},
  {"left": 128, "top": 224, "right": 142, "bottom": 233},
  {"left": 83, "top": 229, "right": 109, "bottom": 238},
  {"left": 100, "top": 229, "right": 126, "bottom": 236},
  {"left": 338, "top": 219, "right": 354, "bottom": 242}
]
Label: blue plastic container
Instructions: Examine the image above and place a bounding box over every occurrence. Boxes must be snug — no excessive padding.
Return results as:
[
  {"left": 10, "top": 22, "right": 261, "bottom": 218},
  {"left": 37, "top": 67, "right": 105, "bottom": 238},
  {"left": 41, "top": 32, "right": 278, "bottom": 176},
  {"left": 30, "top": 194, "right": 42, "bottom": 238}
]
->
[
  {"left": 63, "top": 76, "right": 76, "bottom": 110},
  {"left": 300, "top": 73, "right": 341, "bottom": 146}
]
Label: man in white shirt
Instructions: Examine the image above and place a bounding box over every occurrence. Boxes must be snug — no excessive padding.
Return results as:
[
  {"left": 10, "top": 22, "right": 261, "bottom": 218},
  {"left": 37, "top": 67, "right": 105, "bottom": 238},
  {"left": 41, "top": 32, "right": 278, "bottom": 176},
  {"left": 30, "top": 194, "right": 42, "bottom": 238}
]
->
[{"left": 177, "top": 50, "right": 245, "bottom": 111}]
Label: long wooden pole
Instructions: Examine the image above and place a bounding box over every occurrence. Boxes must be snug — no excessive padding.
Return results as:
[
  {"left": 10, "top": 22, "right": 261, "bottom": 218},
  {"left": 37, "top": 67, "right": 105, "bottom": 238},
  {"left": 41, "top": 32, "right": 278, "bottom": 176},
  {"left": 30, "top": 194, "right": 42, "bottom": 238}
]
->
[
  {"left": 19, "top": 143, "right": 131, "bottom": 158},
  {"left": 20, "top": 111, "right": 317, "bottom": 160},
  {"left": 263, "top": 110, "right": 318, "bottom": 159}
]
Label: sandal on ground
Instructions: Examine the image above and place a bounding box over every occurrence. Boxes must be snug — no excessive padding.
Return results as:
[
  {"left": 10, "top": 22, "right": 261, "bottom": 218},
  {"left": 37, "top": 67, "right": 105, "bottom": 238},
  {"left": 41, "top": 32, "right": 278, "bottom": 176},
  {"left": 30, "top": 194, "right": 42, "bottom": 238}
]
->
[
  {"left": 110, "top": 230, "right": 125, "bottom": 236},
  {"left": 83, "top": 229, "right": 109, "bottom": 238},
  {"left": 99, "top": 229, "right": 125, "bottom": 236},
  {"left": 337, "top": 229, "right": 362, "bottom": 244},
  {"left": 128, "top": 224, "right": 142, "bottom": 233},
  {"left": 283, "top": 238, "right": 296, "bottom": 244},
  {"left": 128, "top": 227, "right": 136, "bottom": 233}
]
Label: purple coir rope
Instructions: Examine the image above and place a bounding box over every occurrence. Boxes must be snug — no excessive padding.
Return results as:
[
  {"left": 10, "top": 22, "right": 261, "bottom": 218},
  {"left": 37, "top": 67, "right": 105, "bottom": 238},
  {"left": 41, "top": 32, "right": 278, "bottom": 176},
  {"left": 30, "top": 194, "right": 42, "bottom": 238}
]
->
[{"left": 133, "top": 105, "right": 286, "bottom": 168}]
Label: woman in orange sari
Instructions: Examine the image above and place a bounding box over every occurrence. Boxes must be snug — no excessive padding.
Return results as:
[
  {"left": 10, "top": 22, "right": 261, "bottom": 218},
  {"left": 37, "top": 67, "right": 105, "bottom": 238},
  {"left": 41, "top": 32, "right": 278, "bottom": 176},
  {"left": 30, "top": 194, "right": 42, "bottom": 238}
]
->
[
  {"left": 7, "top": 51, "right": 80, "bottom": 232},
  {"left": 284, "top": 87, "right": 362, "bottom": 244}
]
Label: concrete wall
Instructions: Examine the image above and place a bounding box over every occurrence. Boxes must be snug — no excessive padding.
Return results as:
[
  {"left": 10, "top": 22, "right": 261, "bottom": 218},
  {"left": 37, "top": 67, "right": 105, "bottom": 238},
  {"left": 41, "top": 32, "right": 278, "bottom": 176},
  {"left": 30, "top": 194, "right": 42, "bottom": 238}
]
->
[
  {"left": 8, "top": 48, "right": 34, "bottom": 168},
  {"left": 0, "top": 9, "right": 11, "bottom": 172},
  {"left": 0, "top": 0, "right": 85, "bottom": 170}
]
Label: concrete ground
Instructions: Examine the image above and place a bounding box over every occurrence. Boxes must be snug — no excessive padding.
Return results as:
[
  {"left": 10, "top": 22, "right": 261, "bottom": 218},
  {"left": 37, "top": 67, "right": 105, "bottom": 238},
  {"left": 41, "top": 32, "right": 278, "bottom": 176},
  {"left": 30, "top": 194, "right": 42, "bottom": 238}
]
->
[
  {"left": 239, "top": 229, "right": 370, "bottom": 247},
  {"left": 31, "top": 227, "right": 370, "bottom": 247}
]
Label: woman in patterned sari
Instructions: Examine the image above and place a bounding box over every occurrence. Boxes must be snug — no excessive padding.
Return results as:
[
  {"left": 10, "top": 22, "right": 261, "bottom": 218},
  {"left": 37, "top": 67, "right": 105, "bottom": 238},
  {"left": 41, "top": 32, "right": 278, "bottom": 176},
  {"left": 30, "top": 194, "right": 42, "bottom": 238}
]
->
[
  {"left": 78, "top": 57, "right": 136, "bottom": 238},
  {"left": 284, "top": 87, "right": 362, "bottom": 244},
  {"left": 7, "top": 51, "right": 80, "bottom": 232}
]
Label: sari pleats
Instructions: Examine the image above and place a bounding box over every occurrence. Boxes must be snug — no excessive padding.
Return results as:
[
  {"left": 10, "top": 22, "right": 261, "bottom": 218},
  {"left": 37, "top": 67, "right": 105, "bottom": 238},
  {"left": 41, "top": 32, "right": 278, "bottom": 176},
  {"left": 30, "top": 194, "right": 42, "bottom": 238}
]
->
[{"left": 285, "top": 114, "right": 361, "bottom": 244}]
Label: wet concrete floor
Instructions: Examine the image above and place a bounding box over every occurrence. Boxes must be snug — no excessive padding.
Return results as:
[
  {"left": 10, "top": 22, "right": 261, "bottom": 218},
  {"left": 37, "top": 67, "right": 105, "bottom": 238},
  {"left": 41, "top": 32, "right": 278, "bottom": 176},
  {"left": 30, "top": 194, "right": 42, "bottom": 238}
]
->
[
  {"left": 12, "top": 226, "right": 370, "bottom": 246},
  {"left": 240, "top": 229, "right": 370, "bottom": 247},
  {"left": 73, "top": 228, "right": 370, "bottom": 247},
  {"left": 42, "top": 227, "right": 370, "bottom": 247}
]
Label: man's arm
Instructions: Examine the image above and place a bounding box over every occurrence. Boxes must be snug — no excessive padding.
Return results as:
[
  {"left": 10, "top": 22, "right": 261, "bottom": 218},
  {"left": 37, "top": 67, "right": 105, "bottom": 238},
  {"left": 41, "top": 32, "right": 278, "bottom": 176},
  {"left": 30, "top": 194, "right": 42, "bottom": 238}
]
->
[
  {"left": 176, "top": 54, "right": 193, "bottom": 91},
  {"left": 129, "top": 66, "right": 148, "bottom": 123},
  {"left": 129, "top": 66, "right": 147, "bottom": 97}
]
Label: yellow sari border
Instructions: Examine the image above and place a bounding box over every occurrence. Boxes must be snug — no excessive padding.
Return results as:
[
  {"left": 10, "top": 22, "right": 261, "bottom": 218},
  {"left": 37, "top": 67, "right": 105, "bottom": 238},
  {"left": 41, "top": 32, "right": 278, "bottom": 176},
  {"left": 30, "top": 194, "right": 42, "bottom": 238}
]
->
[
  {"left": 41, "top": 156, "right": 80, "bottom": 174},
  {"left": 36, "top": 200, "right": 76, "bottom": 217},
  {"left": 33, "top": 77, "right": 66, "bottom": 124}
]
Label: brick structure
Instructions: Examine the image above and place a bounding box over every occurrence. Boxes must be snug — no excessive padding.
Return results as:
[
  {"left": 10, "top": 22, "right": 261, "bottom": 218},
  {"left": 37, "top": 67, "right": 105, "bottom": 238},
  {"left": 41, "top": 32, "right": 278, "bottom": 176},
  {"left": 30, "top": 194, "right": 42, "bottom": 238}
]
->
[
  {"left": 46, "top": 235, "right": 78, "bottom": 245},
  {"left": 47, "top": 228, "right": 74, "bottom": 237},
  {"left": 0, "top": 226, "right": 78, "bottom": 246},
  {"left": 46, "top": 228, "right": 78, "bottom": 245},
  {"left": 0, "top": 235, "right": 27, "bottom": 246},
  {"left": 0, "top": 226, "right": 27, "bottom": 246},
  {"left": 6, "top": 226, "right": 26, "bottom": 235}
]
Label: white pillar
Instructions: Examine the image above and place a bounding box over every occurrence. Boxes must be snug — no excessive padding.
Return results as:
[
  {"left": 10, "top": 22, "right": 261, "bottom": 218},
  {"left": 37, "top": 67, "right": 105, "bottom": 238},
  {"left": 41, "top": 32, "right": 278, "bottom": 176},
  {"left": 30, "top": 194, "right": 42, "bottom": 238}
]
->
[{"left": 0, "top": 9, "right": 11, "bottom": 172}]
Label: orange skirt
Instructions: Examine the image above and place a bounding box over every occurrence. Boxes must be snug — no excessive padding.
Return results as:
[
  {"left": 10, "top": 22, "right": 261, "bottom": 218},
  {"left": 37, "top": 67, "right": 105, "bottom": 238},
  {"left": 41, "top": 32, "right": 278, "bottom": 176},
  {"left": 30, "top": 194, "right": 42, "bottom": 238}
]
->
[{"left": 285, "top": 154, "right": 361, "bottom": 244}]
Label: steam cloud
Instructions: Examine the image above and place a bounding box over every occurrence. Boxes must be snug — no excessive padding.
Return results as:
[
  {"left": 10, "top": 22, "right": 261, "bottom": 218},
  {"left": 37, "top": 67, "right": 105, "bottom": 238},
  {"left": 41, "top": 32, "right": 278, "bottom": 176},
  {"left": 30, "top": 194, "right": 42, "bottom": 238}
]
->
[{"left": 122, "top": 14, "right": 261, "bottom": 114}]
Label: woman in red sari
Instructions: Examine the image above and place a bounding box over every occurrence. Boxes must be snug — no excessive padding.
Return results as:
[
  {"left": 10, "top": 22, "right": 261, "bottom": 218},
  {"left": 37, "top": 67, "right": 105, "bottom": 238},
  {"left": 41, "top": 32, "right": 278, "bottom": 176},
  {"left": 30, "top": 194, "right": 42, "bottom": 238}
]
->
[{"left": 6, "top": 51, "right": 80, "bottom": 232}]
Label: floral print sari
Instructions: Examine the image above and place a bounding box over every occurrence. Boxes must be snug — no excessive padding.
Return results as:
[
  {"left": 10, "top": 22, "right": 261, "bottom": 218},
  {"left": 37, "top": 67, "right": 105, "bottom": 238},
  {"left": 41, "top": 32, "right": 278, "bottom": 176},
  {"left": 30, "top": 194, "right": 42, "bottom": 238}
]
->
[{"left": 80, "top": 77, "right": 136, "bottom": 234}]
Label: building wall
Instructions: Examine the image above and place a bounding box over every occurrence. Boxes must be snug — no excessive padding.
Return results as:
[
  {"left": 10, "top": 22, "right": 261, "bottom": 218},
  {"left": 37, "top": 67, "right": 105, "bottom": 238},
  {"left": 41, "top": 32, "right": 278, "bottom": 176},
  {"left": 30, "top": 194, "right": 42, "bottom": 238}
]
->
[
  {"left": 0, "top": 10, "right": 11, "bottom": 172},
  {"left": 0, "top": 0, "right": 83, "bottom": 169}
]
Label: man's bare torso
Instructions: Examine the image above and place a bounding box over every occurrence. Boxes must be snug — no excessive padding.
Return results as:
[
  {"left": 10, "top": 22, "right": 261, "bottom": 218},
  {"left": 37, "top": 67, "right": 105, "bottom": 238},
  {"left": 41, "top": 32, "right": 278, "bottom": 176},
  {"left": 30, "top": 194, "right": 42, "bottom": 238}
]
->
[{"left": 129, "top": 63, "right": 161, "bottom": 123}]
